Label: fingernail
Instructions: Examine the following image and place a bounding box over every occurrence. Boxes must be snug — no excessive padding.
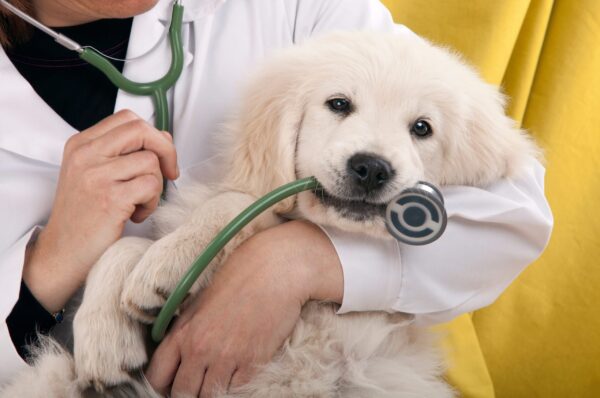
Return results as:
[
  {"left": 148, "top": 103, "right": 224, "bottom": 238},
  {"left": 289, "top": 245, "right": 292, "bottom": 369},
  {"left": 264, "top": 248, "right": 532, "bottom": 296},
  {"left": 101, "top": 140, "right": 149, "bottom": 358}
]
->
[{"left": 162, "top": 131, "right": 173, "bottom": 142}]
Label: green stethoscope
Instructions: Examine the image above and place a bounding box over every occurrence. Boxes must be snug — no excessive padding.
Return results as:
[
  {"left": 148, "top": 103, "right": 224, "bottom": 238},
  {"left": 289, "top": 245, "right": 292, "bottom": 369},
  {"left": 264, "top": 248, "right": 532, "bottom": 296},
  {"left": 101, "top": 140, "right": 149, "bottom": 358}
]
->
[{"left": 2, "top": 0, "right": 448, "bottom": 343}]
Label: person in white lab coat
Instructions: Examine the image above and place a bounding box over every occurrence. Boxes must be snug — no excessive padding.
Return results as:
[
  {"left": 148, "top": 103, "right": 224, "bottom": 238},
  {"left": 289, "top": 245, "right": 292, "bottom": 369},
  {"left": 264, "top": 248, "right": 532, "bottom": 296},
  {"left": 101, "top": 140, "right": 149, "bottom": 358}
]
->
[{"left": 0, "top": 0, "right": 553, "bottom": 396}]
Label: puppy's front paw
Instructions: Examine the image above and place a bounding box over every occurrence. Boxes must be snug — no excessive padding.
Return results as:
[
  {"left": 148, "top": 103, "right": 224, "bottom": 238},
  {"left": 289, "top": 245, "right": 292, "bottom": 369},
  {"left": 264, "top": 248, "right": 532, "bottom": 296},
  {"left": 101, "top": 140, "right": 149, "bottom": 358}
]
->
[
  {"left": 120, "top": 236, "right": 202, "bottom": 324},
  {"left": 73, "top": 299, "right": 147, "bottom": 392}
]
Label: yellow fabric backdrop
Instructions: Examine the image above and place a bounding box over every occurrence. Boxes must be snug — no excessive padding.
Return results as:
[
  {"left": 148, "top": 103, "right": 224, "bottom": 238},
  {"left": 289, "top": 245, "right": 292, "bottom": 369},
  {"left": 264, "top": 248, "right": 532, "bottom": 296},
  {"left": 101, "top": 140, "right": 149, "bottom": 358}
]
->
[{"left": 381, "top": 1, "right": 600, "bottom": 397}]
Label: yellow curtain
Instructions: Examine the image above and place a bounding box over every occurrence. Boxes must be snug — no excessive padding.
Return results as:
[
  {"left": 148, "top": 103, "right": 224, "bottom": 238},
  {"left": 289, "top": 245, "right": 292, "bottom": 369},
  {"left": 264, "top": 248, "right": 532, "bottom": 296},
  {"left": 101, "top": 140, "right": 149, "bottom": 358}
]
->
[{"left": 381, "top": 1, "right": 600, "bottom": 397}]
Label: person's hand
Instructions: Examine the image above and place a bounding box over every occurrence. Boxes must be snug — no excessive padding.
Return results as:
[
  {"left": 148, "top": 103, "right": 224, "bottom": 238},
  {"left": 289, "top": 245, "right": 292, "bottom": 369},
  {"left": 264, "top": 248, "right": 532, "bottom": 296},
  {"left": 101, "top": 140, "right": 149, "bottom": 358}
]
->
[
  {"left": 145, "top": 220, "right": 344, "bottom": 398},
  {"left": 24, "top": 110, "right": 179, "bottom": 312}
]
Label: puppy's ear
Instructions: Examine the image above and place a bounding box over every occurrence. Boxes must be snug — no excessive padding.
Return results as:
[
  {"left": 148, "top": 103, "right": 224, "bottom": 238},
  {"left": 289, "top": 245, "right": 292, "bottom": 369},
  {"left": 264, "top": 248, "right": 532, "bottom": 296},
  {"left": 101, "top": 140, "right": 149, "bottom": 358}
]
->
[
  {"left": 224, "top": 57, "right": 305, "bottom": 214},
  {"left": 441, "top": 80, "right": 540, "bottom": 186}
]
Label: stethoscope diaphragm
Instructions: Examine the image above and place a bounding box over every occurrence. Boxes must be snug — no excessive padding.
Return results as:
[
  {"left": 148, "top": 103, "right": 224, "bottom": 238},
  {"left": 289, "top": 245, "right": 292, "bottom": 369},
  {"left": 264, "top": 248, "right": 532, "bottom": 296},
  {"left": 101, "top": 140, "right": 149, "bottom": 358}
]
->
[{"left": 385, "top": 181, "right": 447, "bottom": 245}]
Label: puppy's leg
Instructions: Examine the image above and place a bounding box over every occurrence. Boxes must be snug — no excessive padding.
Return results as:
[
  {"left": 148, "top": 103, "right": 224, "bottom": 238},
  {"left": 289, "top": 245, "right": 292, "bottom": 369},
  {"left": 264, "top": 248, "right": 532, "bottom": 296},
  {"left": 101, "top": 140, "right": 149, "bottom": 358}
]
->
[
  {"left": 121, "top": 190, "right": 281, "bottom": 323},
  {"left": 73, "top": 236, "right": 152, "bottom": 392}
]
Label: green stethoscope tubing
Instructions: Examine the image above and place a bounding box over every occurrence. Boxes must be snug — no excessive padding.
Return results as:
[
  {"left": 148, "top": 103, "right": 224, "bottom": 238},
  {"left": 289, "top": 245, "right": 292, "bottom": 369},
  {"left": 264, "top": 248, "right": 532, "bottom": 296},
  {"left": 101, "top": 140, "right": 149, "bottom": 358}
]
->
[
  {"left": 151, "top": 177, "right": 321, "bottom": 342},
  {"left": 79, "top": 2, "right": 185, "bottom": 132}
]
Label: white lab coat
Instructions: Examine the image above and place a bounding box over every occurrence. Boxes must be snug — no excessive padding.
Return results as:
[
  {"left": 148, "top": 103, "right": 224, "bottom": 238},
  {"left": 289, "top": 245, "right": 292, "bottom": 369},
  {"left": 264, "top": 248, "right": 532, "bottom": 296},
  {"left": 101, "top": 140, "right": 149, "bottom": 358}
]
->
[{"left": 0, "top": 0, "right": 553, "bottom": 383}]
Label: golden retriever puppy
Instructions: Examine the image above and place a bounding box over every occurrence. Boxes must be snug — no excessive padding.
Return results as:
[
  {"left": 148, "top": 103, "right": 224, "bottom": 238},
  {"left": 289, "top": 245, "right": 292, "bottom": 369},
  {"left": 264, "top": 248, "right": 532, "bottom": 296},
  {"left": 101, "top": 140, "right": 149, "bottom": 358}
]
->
[{"left": 0, "top": 31, "right": 537, "bottom": 398}]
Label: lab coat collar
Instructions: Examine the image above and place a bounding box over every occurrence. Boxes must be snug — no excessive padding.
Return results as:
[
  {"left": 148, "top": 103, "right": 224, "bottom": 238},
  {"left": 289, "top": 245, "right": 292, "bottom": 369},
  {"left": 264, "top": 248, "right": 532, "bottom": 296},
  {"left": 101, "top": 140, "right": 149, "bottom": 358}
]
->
[{"left": 119, "top": 0, "right": 226, "bottom": 64}]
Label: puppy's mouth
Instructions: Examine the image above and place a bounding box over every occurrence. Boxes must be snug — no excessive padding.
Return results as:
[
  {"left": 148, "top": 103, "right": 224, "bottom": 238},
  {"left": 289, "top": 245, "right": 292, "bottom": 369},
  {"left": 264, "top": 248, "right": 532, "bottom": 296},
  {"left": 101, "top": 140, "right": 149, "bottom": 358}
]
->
[{"left": 313, "top": 188, "right": 387, "bottom": 221}]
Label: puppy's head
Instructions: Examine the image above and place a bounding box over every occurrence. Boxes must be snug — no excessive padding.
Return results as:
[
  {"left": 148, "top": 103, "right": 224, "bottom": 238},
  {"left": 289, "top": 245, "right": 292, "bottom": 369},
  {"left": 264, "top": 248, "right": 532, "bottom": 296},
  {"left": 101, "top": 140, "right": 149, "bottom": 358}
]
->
[{"left": 225, "top": 31, "right": 538, "bottom": 238}]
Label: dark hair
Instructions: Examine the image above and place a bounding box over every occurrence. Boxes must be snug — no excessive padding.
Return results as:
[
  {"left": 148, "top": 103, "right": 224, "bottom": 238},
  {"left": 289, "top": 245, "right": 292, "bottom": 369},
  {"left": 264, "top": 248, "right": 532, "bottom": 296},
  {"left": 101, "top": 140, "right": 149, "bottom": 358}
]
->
[{"left": 0, "top": 0, "right": 33, "bottom": 48}]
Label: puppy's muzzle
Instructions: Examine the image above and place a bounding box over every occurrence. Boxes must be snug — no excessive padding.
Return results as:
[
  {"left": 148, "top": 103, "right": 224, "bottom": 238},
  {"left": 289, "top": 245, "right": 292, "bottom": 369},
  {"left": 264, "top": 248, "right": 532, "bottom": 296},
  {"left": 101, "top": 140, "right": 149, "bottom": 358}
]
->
[{"left": 348, "top": 153, "right": 394, "bottom": 193}]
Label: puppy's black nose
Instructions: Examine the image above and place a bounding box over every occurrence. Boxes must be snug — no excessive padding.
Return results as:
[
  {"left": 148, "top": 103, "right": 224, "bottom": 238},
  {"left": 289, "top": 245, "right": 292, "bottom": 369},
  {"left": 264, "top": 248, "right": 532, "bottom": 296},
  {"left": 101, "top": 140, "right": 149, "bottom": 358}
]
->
[{"left": 348, "top": 153, "right": 393, "bottom": 192}]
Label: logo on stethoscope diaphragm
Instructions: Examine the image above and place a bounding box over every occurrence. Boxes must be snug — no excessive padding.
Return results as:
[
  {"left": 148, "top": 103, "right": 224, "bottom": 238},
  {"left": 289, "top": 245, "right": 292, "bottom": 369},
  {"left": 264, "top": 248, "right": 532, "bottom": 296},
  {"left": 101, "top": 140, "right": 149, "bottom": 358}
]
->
[{"left": 385, "top": 181, "right": 447, "bottom": 245}]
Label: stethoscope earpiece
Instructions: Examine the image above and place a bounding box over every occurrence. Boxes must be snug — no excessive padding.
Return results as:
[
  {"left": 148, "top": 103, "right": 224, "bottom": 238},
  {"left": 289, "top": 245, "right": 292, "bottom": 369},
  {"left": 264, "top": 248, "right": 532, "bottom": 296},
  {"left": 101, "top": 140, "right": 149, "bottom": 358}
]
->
[{"left": 385, "top": 181, "right": 447, "bottom": 245}]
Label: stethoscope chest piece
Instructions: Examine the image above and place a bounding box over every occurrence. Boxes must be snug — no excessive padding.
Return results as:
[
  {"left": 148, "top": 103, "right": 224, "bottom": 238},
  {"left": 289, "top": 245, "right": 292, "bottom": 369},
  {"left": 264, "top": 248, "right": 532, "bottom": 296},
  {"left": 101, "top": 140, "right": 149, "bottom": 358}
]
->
[{"left": 385, "top": 181, "right": 447, "bottom": 245}]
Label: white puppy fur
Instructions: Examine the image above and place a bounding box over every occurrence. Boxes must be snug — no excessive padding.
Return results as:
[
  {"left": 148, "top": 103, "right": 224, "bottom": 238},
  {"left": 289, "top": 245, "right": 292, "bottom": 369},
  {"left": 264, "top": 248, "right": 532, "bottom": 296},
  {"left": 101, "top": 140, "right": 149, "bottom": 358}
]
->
[{"left": 0, "top": 31, "right": 537, "bottom": 397}]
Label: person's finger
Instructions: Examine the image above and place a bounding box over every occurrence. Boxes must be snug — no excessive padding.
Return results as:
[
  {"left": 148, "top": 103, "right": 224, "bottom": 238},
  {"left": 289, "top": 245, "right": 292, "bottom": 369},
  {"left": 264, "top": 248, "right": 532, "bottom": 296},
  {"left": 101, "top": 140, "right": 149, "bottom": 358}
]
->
[
  {"left": 72, "top": 109, "right": 141, "bottom": 145},
  {"left": 229, "top": 367, "right": 253, "bottom": 391},
  {"left": 171, "top": 358, "right": 207, "bottom": 398},
  {"left": 106, "top": 150, "right": 163, "bottom": 183},
  {"left": 63, "top": 111, "right": 139, "bottom": 159},
  {"left": 130, "top": 197, "right": 161, "bottom": 224},
  {"left": 200, "top": 363, "right": 236, "bottom": 398},
  {"left": 115, "top": 174, "right": 162, "bottom": 223},
  {"left": 89, "top": 119, "right": 178, "bottom": 180},
  {"left": 145, "top": 336, "right": 182, "bottom": 396}
]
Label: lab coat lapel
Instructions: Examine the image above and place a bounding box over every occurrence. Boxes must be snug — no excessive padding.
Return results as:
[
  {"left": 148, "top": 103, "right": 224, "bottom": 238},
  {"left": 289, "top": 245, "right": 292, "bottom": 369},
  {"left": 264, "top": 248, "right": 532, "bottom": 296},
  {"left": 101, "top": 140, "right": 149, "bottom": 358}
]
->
[{"left": 0, "top": 46, "right": 76, "bottom": 166}]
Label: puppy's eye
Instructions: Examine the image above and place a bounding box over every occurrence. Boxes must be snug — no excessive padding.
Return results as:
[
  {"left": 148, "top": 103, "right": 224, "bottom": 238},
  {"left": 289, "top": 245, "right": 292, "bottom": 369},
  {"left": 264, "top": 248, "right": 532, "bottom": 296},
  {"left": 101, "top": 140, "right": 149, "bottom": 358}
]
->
[
  {"left": 326, "top": 98, "right": 352, "bottom": 115},
  {"left": 410, "top": 119, "right": 433, "bottom": 138}
]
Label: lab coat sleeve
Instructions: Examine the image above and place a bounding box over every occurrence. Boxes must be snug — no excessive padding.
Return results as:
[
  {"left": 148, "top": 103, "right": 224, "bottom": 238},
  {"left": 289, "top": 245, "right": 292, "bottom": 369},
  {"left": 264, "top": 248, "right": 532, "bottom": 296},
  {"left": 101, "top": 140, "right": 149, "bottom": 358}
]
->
[
  {"left": 0, "top": 227, "right": 37, "bottom": 384},
  {"left": 292, "top": 0, "right": 554, "bottom": 323},
  {"left": 325, "top": 159, "right": 552, "bottom": 324}
]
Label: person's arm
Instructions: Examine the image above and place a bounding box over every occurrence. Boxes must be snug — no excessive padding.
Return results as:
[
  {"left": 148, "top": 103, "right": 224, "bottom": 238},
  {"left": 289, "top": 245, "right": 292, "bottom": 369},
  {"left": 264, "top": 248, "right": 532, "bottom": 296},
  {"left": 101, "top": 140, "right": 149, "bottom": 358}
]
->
[
  {"left": 20, "top": 111, "right": 178, "bottom": 314},
  {"left": 5, "top": 232, "right": 57, "bottom": 359},
  {"left": 0, "top": 111, "right": 178, "bottom": 379},
  {"left": 146, "top": 220, "right": 343, "bottom": 398},
  {"left": 146, "top": 160, "right": 552, "bottom": 398},
  {"left": 148, "top": 157, "right": 546, "bottom": 394},
  {"left": 325, "top": 158, "right": 552, "bottom": 323},
  {"left": 0, "top": 227, "right": 39, "bottom": 384}
]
